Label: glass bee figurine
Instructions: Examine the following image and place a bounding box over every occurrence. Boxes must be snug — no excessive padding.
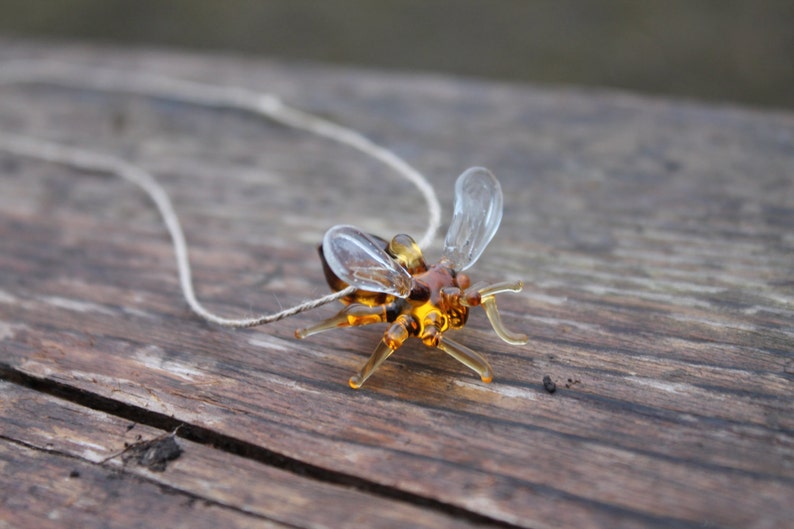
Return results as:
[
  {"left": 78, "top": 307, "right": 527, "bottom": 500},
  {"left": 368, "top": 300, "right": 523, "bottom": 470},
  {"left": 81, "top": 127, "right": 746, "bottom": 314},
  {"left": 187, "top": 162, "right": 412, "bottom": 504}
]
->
[{"left": 296, "top": 167, "right": 528, "bottom": 389}]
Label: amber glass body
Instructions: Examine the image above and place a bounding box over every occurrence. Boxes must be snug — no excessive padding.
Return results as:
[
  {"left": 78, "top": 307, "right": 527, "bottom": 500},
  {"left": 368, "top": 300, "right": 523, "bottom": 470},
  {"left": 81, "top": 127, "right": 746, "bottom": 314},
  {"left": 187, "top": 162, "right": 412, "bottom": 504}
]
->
[
  {"left": 319, "top": 235, "right": 480, "bottom": 346},
  {"left": 300, "top": 233, "right": 525, "bottom": 388}
]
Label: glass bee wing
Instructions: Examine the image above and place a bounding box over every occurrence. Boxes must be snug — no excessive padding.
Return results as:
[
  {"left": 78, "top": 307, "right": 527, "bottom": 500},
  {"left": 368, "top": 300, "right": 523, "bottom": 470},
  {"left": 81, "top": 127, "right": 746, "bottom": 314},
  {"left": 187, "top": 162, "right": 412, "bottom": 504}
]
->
[
  {"left": 322, "top": 225, "right": 414, "bottom": 297},
  {"left": 442, "top": 167, "right": 504, "bottom": 271}
]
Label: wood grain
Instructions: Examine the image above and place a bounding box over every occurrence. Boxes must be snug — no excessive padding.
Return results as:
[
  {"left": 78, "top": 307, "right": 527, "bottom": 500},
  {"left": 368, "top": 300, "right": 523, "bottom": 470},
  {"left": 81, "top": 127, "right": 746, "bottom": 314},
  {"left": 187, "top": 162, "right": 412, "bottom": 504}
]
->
[
  {"left": 0, "top": 39, "right": 792, "bottom": 529},
  {"left": 0, "top": 381, "right": 485, "bottom": 529}
]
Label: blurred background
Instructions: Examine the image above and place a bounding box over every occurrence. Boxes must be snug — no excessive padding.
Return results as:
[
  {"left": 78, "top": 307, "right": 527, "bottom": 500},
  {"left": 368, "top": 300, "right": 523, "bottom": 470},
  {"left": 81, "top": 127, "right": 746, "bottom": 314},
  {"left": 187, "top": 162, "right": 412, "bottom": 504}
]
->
[{"left": 0, "top": 0, "right": 792, "bottom": 109}]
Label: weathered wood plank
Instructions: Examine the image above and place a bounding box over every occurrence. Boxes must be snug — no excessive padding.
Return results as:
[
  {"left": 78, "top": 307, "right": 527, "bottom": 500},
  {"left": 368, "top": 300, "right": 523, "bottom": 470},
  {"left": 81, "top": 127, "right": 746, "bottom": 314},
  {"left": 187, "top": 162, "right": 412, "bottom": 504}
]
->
[
  {"left": 0, "top": 40, "right": 792, "bottom": 529},
  {"left": 0, "top": 441, "right": 282, "bottom": 529},
  {"left": 0, "top": 381, "right": 487, "bottom": 529}
]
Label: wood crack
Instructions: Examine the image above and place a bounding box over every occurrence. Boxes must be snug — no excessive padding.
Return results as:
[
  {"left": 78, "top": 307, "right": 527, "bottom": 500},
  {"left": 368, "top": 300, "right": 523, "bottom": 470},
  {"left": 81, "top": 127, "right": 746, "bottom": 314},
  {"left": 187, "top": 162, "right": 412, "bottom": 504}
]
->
[
  {"left": 0, "top": 434, "right": 305, "bottom": 529},
  {"left": 0, "top": 362, "right": 523, "bottom": 529}
]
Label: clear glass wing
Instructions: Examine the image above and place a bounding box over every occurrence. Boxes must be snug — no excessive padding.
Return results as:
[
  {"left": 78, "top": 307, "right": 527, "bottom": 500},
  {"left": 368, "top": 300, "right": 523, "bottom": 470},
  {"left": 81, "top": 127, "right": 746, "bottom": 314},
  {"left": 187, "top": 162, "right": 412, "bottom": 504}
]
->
[
  {"left": 323, "top": 225, "right": 413, "bottom": 297},
  {"left": 442, "top": 167, "right": 504, "bottom": 271}
]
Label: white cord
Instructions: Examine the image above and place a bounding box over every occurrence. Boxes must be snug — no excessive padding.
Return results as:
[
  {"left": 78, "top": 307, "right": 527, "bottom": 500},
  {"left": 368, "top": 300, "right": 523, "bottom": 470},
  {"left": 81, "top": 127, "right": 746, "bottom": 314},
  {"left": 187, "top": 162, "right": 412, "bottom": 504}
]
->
[{"left": 0, "top": 62, "right": 442, "bottom": 328}]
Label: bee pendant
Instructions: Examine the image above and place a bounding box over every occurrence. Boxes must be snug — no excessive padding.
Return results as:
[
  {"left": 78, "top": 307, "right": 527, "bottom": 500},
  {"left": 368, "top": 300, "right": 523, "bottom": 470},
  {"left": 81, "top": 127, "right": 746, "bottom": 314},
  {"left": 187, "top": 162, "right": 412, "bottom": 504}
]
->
[{"left": 296, "top": 167, "right": 528, "bottom": 389}]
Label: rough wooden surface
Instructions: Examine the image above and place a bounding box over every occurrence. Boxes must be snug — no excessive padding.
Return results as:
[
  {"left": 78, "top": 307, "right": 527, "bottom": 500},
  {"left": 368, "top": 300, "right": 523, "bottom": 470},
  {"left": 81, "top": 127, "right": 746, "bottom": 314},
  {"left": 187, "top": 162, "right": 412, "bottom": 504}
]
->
[{"left": 0, "top": 40, "right": 792, "bottom": 529}]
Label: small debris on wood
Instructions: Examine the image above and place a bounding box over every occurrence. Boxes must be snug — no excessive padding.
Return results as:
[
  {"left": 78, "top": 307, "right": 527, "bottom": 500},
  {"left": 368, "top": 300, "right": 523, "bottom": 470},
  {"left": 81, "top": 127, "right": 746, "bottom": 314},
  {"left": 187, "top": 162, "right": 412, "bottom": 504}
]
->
[
  {"left": 542, "top": 375, "right": 556, "bottom": 394},
  {"left": 121, "top": 433, "right": 183, "bottom": 472},
  {"left": 784, "top": 359, "right": 794, "bottom": 375},
  {"left": 564, "top": 378, "right": 581, "bottom": 389},
  {"left": 69, "top": 469, "right": 80, "bottom": 478}
]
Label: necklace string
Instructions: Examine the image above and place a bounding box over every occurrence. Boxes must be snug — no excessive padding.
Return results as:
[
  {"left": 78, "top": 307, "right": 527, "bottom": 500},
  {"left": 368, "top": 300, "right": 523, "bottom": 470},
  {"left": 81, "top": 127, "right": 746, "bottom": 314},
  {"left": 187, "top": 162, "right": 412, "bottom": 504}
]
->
[{"left": 0, "top": 61, "right": 441, "bottom": 328}]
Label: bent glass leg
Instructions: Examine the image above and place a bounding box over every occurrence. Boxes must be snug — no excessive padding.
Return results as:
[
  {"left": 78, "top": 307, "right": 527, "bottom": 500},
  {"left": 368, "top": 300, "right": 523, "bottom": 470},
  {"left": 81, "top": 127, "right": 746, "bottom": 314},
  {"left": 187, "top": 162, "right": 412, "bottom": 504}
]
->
[
  {"left": 295, "top": 303, "right": 387, "bottom": 339},
  {"left": 481, "top": 296, "right": 528, "bottom": 345},
  {"left": 437, "top": 336, "right": 494, "bottom": 383},
  {"left": 349, "top": 339, "right": 397, "bottom": 389}
]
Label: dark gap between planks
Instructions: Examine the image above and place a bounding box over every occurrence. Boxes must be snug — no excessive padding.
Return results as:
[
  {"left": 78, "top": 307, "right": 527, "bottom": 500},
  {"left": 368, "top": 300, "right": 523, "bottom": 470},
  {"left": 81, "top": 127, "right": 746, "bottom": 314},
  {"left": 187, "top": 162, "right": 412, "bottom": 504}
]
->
[{"left": 0, "top": 362, "right": 522, "bottom": 529}]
